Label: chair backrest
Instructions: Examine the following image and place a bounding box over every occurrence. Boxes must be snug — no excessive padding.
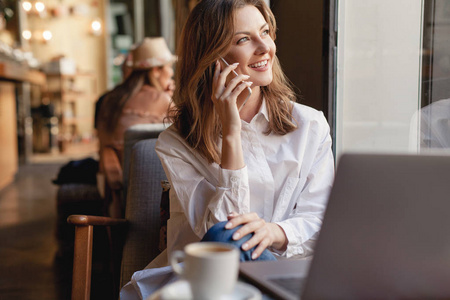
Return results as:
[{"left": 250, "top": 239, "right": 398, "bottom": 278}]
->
[
  {"left": 119, "top": 138, "right": 167, "bottom": 287},
  {"left": 122, "top": 123, "right": 169, "bottom": 205}
]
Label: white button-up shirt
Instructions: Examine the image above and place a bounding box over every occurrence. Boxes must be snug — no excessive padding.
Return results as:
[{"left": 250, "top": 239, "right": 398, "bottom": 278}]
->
[{"left": 155, "top": 100, "right": 335, "bottom": 258}]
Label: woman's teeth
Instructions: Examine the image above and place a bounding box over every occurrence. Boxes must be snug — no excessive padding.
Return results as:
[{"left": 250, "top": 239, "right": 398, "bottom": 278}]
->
[{"left": 249, "top": 60, "right": 268, "bottom": 68}]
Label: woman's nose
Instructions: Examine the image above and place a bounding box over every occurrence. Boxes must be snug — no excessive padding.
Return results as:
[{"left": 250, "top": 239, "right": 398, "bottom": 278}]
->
[{"left": 255, "top": 39, "right": 270, "bottom": 55}]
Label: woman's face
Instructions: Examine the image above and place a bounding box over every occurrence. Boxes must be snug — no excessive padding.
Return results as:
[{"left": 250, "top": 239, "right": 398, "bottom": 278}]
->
[
  {"left": 223, "top": 5, "right": 276, "bottom": 88},
  {"left": 151, "top": 63, "right": 175, "bottom": 96}
]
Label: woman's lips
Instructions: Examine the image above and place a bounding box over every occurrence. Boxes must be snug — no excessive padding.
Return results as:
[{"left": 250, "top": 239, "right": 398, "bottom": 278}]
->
[{"left": 248, "top": 59, "right": 269, "bottom": 71}]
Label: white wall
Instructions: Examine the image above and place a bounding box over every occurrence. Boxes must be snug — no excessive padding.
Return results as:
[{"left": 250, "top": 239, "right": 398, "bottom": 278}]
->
[{"left": 336, "top": 0, "right": 423, "bottom": 158}]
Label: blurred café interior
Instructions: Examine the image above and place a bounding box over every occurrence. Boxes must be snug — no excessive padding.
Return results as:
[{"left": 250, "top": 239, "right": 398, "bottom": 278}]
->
[{"left": 0, "top": 0, "right": 449, "bottom": 299}]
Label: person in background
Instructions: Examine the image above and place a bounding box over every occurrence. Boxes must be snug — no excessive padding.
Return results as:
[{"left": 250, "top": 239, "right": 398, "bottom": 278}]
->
[
  {"left": 97, "top": 37, "right": 176, "bottom": 217},
  {"left": 154, "top": 0, "right": 335, "bottom": 264},
  {"left": 94, "top": 51, "right": 134, "bottom": 130}
]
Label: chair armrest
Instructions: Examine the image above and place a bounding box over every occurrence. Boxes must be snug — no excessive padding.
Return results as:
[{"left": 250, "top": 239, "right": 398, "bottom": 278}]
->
[
  {"left": 68, "top": 215, "right": 128, "bottom": 300},
  {"left": 67, "top": 214, "right": 127, "bottom": 227}
]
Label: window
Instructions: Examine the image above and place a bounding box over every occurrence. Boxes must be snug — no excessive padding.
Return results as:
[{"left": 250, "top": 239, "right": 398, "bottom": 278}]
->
[{"left": 335, "top": 0, "right": 450, "bottom": 158}]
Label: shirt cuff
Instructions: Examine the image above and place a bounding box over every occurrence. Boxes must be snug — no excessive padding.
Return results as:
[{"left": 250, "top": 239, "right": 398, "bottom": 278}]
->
[
  {"left": 273, "top": 221, "right": 305, "bottom": 258},
  {"left": 218, "top": 165, "right": 249, "bottom": 189}
]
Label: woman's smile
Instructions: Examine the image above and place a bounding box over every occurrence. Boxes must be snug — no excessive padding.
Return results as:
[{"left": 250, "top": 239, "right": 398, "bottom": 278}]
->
[{"left": 248, "top": 59, "right": 269, "bottom": 71}]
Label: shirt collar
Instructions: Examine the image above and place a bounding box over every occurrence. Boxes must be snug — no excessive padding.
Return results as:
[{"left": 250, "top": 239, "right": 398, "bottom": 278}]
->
[{"left": 259, "top": 97, "right": 270, "bottom": 123}]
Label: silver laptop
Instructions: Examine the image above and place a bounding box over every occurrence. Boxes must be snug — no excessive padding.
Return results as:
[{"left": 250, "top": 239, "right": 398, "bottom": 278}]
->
[{"left": 240, "top": 153, "right": 450, "bottom": 299}]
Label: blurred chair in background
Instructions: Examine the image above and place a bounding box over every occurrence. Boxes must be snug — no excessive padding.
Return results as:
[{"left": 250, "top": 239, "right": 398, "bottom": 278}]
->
[
  {"left": 122, "top": 123, "right": 169, "bottom": 206},
  {"left": 68, "top": 138, "right": 167, "bottom": 300}
]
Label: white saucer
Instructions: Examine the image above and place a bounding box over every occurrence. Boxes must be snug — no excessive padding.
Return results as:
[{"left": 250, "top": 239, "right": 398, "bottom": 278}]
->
[{"left": 147, "top": 280, "right": 262, "bottom": 300}]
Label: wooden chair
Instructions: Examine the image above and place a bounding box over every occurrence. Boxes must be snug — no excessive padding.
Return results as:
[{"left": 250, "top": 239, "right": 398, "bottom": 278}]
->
[
  {"left": 68, "top": 138, "right": 167, "bottom": 300},
  {"left": 68, "top": 215, "right": 127, "bottom": 300}
]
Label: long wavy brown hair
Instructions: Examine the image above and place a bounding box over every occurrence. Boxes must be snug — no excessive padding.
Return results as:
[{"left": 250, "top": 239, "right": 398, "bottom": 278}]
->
[{"left": 171, "top": 0, "right": 297, "bottom": 164}]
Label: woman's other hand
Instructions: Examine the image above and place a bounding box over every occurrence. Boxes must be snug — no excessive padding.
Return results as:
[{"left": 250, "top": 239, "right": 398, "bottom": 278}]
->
[{"left": 225, "top": 212, "right": 288, "bottom": 259}]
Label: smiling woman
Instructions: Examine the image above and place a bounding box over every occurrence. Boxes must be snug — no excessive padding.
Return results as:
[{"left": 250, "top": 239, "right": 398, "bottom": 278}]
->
[
  {"left": 120, "top": 0, "right": 335, "bottom": 297},
  {"left": 147, "top": 0, "right": 335, "bottom": 266}
]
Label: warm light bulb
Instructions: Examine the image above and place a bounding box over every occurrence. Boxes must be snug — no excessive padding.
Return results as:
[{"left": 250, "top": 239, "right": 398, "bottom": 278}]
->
[
  {"left": 22, "top": 30, "right": 32, "bottom": 40},
  {"left": 35, "top": 2, "right": 45, "bottom": 13},
  {"left": 42, "top": 30, "right": 52, "bottom": 41},
  {"left": 91, "top": 20, "right": 101, "bottom": 32},
  {"left": 22, "top": 1, "right": 32, "bottom": 12}
]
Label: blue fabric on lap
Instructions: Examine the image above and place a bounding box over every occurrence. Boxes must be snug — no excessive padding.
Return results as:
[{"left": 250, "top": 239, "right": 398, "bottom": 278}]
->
[{"left": 201, "top": 221, "right": 277, "bottom": 262}]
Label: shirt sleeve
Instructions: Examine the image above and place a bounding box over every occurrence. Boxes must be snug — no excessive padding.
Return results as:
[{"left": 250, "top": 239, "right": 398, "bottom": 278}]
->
[
  {"left": 274, "top": 114, "right": 335, "bottom": 258},
  {"left": 156, "top": 131, "right": 251, "bottom": 239}
]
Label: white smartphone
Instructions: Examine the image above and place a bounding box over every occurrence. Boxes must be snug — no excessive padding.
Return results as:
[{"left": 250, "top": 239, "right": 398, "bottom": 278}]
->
[{"left": 220, "top": 57, "right": 252, "bottom": 112}]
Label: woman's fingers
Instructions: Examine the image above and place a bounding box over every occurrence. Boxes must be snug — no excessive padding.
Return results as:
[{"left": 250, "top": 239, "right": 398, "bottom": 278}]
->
[
  {"left": 219, "top": 74, "right": 250, "bottom": 99},
  {"left": 229, "top": 81, "right": 252, "bottom": 100},
  {"left": 231, "top": 218, "right": 265, "bottom": 241},
  {"left": 225, "top": 212, "right": 259, "bottom": 229},
  {"left": 240, "top": 224, "right": 271, "bottom": 260},
  {"left": 213, "top": 61, "right": 251, "bottom": 102},
  {"left": 250, "top": 237, "right": 271, "bottom": 260},
  {"left": 226, "top": 213, "right": 266, "bottom": 243},
  {"left": 227, "top": 211, "right": 238, "bottom": 220},
  {"left": 224, "top": 212, "right": 277, "bottom": 260},
  {"left": 216, "top": 62, "right": 239, "bottom": 93}
]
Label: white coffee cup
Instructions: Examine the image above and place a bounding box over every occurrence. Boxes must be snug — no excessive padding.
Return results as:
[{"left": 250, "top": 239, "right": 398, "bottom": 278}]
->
[{"left": 170, "top": 242, "right": 240, "bottom": 300}]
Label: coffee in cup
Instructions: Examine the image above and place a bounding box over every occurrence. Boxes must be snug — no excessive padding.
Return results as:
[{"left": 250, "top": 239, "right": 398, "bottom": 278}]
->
[{"left": 170, "top": 242, "right": 240, "bottom": 300}]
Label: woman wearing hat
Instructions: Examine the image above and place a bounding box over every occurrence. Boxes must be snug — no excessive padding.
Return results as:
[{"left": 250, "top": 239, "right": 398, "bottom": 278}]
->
[{"left": 97, "top": 37, "right": 176, "bottom": 217}]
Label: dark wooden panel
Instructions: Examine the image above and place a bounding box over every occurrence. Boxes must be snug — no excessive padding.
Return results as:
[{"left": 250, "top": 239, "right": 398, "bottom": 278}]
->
[{"left": 271, "top": 0, "right": 325, "bottom": 111}]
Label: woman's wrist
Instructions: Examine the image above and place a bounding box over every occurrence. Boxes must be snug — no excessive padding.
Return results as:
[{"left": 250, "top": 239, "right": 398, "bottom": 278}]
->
[
  {"left": 222, "top": 123, "right": 241, "bottom": 138},
  {"left": 221, "top": 131, "right": 244, "bottom": 170},
  {"left": 269, "top": 223, "right": 288, "bottom": 251}
]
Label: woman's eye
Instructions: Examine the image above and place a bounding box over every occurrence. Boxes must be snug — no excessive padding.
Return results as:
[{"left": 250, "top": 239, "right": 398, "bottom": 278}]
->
[
  {"left": 237, "top": 37, "right": 249, "bottom": 44},
  {"left": 262, "top": 29, "right": 270, "bottom": 36}
]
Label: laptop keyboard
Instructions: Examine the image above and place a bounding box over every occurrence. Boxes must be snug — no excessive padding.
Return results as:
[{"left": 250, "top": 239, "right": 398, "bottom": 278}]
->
[{"left": 268, "top": 276, "right": 305, "bottom": 296}]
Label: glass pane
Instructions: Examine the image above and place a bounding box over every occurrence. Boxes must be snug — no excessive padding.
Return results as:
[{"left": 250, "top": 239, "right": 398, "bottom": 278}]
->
[
  {"left": 417, "top": 0, "right": 450, "bottom": 151},
  {"left": 335, "top": 0, "right": 423, "bottom": 157}
]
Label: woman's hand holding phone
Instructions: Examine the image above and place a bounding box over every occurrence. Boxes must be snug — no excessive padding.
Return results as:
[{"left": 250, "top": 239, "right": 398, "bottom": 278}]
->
[
  {"left": 212, "top": 59, "right": 252, "bottom": 136},
  {"left": 212, "top": 59, "right": 252, "bottom": 170}
]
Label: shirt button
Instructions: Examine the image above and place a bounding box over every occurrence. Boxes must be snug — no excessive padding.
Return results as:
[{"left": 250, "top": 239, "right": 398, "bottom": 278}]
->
[
  {"left": 231, "top": 177, "right": 238, "bottom": 183},
  {"left": 232, "top": 188, "right": 238, "bottom": 194}
]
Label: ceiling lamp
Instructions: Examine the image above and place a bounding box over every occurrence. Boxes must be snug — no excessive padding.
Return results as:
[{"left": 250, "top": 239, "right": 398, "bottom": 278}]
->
[
  {"left": 22, "top": 1, "right": 33, "bottom": 12},
  {"left": 90, "top": 19, "right": 102, "bottom": 36},
  {"left": 34, "top": 2, "right": 45, "bottom": 13},
  {"left": 22, "top": 30, "right": 32, "bottom": 41},
  {"left": 42, "top": 30, "right": 52, "bottom": 42}
]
